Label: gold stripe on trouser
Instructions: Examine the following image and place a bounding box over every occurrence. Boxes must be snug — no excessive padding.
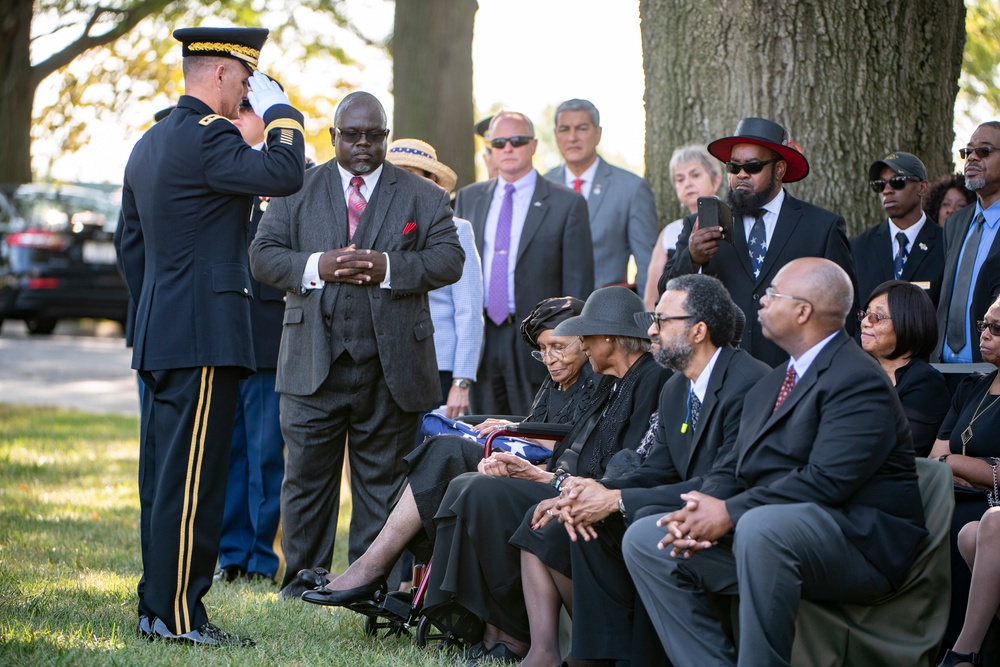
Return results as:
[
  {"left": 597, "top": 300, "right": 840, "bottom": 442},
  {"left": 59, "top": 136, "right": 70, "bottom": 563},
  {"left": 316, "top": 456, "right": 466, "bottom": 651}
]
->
[{"left": 173, "top": 367, "right": 214, "bottom": 634}]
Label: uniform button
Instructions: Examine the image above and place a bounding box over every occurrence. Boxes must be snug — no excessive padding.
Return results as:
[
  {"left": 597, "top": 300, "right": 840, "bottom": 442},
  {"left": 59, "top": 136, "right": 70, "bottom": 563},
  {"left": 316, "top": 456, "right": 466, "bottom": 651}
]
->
[
  {"left": 243, "top": 287, "right": 249, "bottom": 294},
  {"left": 752, "top": 293, "right": 759, "bottom": 300},
  {"left": 346, "top": 294, "right": 352, "bottom": 300}
]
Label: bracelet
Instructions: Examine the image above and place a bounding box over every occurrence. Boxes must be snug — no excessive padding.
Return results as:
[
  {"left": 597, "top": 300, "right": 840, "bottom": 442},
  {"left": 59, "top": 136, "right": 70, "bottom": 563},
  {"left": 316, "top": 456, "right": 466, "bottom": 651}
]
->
[
  {"left": 988, "top": 458, "right": 999, "bottom": 508},
  {"left": 549, "top": 468, "right": 567, "bottom": 488},
  {"left": 553, "top": 472, "right": 572, "bottom": 491}
]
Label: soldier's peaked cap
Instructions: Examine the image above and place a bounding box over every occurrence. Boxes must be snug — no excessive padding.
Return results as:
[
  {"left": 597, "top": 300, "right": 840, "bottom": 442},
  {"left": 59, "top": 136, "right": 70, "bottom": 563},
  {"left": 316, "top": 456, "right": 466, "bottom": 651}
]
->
[{"left": 173, "top": 27, "right": 269, "bottom": 71}]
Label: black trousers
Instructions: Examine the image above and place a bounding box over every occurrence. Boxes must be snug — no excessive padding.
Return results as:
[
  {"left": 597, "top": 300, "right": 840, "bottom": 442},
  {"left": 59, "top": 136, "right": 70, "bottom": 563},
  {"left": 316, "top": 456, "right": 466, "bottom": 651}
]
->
[
  {"left": 136, "top": 366, "right": 241, "bottom": 634},
  {"left": 472, "top": 318, "right": 540, "bottom": 416}
]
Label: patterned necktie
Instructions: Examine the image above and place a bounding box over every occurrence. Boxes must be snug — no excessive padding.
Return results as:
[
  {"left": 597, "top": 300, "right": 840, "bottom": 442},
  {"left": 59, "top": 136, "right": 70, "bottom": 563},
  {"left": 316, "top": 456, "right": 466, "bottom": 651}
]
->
[
  {"left": 747, "top": 209, "right": 767, "bottom": 279},
  {"left": 572, "top": 178, "right": 584, "bottom": 194},
  {"left": 893, "top": 231, "right": 909, "bottom": 280},
  {"left": 688, "top": 391, "right": 702, "bottom": 430},
  {"left": 947, "top": 213, "right": 986, "bottom": 353},
  {"left": 487, "top": 184, "right": 516, "bottom": 326},
  {"left": 347, "top": 176, "right": 367, "bottom": 241},
  {"left": 772, "top": 366, "right": 797, "bottom": 413}
]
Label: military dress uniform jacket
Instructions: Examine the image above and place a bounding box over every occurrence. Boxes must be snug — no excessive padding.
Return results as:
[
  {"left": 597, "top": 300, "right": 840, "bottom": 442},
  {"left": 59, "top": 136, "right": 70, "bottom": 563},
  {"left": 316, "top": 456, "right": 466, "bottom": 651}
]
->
[{"left": 119, "top": 94, "right": 305, "bottom": 373}]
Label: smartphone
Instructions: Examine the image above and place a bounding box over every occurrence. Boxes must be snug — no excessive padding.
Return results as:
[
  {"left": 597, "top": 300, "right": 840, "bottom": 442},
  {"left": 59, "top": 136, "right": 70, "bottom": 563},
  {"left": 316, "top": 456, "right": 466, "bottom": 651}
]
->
[{"left": 697, "top": 196, "right": 734, "bottom": 246}]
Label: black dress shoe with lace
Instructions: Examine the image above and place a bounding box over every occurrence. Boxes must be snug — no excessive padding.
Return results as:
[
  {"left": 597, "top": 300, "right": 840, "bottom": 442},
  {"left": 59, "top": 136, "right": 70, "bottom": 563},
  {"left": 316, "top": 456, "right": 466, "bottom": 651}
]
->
[
  {"left": 296, "top": 567, "right": 331, "bottom": 589},
  {"left": 213, "top": 565, "right": 245, "bottom": 582},
  {"left": 145, "top": 617, "right": 255, "bottom": 647},
  {"left": 938, "top": 649, "right": 982, "bottom": 667},
  {"left": 300, "top": 577, "right": 387, "bottom": 607}
]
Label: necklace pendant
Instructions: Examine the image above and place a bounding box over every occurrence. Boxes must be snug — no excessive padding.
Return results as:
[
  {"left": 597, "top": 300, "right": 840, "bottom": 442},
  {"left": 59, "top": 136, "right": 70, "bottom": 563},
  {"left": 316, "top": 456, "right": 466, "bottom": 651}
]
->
[{"left": 962, "top": 425, "right": 973, "bottom": 449}]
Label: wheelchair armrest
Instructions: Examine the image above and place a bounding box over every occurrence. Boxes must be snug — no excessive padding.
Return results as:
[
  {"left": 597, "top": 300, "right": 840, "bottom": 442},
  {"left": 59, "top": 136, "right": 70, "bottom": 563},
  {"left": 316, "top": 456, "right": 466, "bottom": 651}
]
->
[
  {"left": 458, "top": 414, "right": 525, "bottom": 425},
  {"left": 483, "top": 422, "right": 571, "bottom": 457}
]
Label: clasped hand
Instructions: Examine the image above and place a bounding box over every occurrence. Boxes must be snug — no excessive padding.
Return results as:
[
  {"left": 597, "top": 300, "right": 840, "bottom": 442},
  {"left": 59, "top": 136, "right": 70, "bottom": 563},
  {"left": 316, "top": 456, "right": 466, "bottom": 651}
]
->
[
  {"left": 656, "top": 490, "right": 732, "bottom": 558},
  {"left": 553, "top": 478, "right": 618, "bottom": 542},
  {"left": 318, "top": 245, "right": 387, "bottom": 285},
  {"left": 477, "top": 451, "right": 546, "bottom": 482}
]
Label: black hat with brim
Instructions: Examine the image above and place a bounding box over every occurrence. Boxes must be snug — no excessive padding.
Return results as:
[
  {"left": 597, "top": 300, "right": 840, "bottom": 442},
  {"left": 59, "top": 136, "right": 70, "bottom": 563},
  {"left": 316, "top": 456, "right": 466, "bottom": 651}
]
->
[
  {"left": 553, "top": 286, "right": 649, "bottom": 340},
  {"left": 173, "top": 27, "right": 269, "bottom": 72},
  {"left": 708, "top": 117, "right": 810, "bottom": 183}
]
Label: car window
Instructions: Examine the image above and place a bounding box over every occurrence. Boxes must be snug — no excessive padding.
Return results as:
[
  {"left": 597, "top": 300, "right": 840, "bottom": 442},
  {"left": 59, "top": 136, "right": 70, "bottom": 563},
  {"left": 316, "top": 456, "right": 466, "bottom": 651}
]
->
[{"left": 11, "top": 189, "right": 120, "bottom": 235}]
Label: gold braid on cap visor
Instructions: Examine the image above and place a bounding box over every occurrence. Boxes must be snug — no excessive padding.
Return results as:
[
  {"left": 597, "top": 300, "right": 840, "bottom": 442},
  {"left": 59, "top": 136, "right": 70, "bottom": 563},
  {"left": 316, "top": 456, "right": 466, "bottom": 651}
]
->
[{"left": 186, "top": 41, "right": 260, "bottom": 67}]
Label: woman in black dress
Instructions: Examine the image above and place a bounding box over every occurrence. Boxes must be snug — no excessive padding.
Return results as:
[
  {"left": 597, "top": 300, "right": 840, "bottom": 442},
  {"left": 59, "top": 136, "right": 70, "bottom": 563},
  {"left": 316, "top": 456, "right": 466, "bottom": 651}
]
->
[
  {"left": 858, "top": 280, "right": 948, "bottom": 456},
  {"left": 930, "top": 295, "right": 1000, "bottom": 660},
  {"left": 299, "top": 297, "right": 596, "bottom": 603},
  {"left": 421, "top": 287, "right": 670, "bottom": 664}
]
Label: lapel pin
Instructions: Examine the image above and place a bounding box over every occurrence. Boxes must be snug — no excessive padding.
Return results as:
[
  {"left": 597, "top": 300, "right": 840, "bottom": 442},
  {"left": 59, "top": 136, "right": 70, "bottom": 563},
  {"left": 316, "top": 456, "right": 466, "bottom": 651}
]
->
[
  {"left": 592, "top": 184, "right": 602, "bottom": 196},
  {"left": 533, "top": 201, "right": 542, "bottom": 207},
  {"left": 918, "top": 242, "right": 927, "bottom": 251}
]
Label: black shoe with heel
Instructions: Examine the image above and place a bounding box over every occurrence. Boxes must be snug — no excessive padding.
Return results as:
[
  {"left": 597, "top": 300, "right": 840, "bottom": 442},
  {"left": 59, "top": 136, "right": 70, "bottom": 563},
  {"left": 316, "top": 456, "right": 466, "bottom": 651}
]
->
[{"left": 938, "top": 649, "right": 982, "bottom": 667}]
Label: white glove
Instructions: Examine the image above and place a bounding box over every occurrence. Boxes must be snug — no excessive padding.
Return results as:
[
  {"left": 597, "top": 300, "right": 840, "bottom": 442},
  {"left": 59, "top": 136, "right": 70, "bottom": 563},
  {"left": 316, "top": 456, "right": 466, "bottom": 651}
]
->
[{"left": 247, "top": 71, "right": 290, "bottom": 117}]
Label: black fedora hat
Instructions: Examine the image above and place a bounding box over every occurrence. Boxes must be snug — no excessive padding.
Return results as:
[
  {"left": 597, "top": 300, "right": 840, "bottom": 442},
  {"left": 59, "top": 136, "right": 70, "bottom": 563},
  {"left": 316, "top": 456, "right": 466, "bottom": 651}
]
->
[
  {"left": 708, "top": 117, "right": 810, "bottom": 183},
  {"left": 553, "top": 286, "right": 649, "bottom": 340}
]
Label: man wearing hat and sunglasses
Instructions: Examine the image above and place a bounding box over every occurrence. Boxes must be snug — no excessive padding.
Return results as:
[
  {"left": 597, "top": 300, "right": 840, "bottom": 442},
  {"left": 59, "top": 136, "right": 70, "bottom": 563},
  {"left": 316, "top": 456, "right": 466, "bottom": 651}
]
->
[
  {"left": 119, "top": 26, "right": 305, "bottom": 646},
  {"left": 659, "top": 117, "right": 857, "bottom": 368},
  {"left": 851, "top": 151, "right": 944, "bottom": 308}
]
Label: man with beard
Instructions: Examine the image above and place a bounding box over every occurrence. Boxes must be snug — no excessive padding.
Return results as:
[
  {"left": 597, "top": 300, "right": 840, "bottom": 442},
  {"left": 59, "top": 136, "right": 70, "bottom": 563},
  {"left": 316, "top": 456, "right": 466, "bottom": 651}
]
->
[
  {"left": 249, "top": 91, "right": 465, "bottom": 598},
  {"left": 519, "top": 274, "right": 769, "bottom": 667},
  {"left": 659, "top": 118, "right": 858, "bottom": 367},
  {"left": 935, "top": 121, "right": 1000, "bottom": 363}
]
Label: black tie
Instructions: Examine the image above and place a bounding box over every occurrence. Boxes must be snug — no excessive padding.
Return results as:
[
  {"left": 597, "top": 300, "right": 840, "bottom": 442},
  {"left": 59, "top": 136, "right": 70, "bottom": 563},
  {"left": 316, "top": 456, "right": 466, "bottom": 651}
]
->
[
  {"left": 893, "top": 232, "right": 909, "bottom": 280},
  {"left": 689, "top": 391, "right": 702, "bottom": 430}
]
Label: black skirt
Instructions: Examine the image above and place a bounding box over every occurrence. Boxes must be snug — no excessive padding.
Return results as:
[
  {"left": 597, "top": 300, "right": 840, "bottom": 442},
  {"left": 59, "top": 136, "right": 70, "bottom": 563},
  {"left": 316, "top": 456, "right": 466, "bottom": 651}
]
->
[{"left": 509, "top": 503, "right": 572, "bottom": 577}]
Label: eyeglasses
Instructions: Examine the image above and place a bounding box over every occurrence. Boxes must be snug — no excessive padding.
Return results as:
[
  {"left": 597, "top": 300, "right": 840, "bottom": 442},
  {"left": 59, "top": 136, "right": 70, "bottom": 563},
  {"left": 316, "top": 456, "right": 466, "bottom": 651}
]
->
[
  {"left": 642, "top": 312, "right": 694, "bottom": 333},
  {"left": 531, "top": 338, "right": 581, "bottom": 363},
  {"left": 764, "top": 286, "right": 812, "bottom": 306},
  {"left": 959, "top": 146, "right": 999, "bottom": 160},
  {"left": 869, "top": 177, "right": 911, "bottom": 193},
  {"left": 336, "top": 128, "right": 390, "bottom": 143},
  {"left": 976, "top": 320, "right": 1000, "bottom": 336},
  {"left": 725, "top": 158, "right": 780, "bottom": 175},
  {"left": 489, "top": 135, "right": 534, "bottom": 149},
  {"left": 858, "top": 310, "right": 892, "bottom": 324}
]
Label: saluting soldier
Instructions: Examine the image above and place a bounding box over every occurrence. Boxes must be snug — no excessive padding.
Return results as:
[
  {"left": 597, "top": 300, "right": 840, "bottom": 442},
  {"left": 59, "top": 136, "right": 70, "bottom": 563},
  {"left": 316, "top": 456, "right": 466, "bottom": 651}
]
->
[{"left": 118, "top": 26, "right": 305, "bottom": 646}]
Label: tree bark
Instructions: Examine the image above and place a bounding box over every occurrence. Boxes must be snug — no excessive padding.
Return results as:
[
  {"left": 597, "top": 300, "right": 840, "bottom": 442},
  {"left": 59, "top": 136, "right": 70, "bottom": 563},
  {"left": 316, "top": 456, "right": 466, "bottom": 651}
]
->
[
  {"left": 0, "top": 0, "right": 35, "bottom": 187},
  {"left": 640, "top": 0, "right": 966, "bottom": 235},
  {"left": 392, "top": 0, "right": 477, "bottom": 191}
]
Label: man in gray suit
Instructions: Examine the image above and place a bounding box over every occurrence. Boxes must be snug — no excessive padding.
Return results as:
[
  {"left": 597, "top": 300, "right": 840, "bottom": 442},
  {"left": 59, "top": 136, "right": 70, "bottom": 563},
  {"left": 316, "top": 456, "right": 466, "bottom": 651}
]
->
[
  {"left": 457, "top": 110, "right": 594, "bottom": 415},
  {"left": 544, "top": 99, "right": 658, "bottom": 295},
  {"left": 249, "top": 92, "right": 464, "bottom": 598}
]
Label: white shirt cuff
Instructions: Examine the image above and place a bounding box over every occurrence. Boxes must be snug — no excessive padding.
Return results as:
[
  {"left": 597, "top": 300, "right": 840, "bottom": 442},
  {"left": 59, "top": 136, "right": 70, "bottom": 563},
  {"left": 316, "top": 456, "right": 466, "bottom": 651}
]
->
[
  {"left": 302, "top": 252, "right": 324, "bottom": 290},
  {"left": 380, "top": 252, "right": 391, "bottom": 289}
]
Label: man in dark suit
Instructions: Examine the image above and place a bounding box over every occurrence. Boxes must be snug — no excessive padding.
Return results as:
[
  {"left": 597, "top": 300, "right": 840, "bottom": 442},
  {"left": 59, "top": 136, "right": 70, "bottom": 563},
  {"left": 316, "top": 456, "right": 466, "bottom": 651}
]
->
[
  {"left": 851, "top": 151, "right": 944, "bottom": 307},
  {"left": 543, "top": 99, "right": 658, "bottom": 295},
  {"left": 456, "top": 110, "right": 594, "bottom": 415},
  {"left": 249, "top": 92, "right": 464, "bottom": 599},
  {"left": 935, "top": 121, "right": 1000, "bottom": 363},
  {"left": 538, "top": 274, "right": 769, "bottom": 667},
  {"left": 660, "top": 117, "right": 858, "bottom": 368},
  {"left": 118, "top": 27, "right": 305, "bottom": 645},
  {"left": 624, "top": 257, "right": 926, "bottom": 667}
]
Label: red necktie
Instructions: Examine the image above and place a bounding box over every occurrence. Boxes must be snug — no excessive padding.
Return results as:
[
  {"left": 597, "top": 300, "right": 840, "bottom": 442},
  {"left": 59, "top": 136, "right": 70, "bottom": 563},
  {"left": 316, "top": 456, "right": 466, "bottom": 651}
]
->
[
  {"left": 572, "top": 178, "right": 584, "bottom": 194},
  {"left": 772, "top": 366, "right": 797, "bottom": 413},
  {"left": 348, "top": 176, "right": 367, "bottom": 241}
]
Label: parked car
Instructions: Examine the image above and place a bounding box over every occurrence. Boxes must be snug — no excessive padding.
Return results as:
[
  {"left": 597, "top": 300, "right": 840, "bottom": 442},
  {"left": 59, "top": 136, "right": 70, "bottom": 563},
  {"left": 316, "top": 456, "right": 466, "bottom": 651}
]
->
[{"left": 0, "top": 184, "right": 128, "bottom": 335}]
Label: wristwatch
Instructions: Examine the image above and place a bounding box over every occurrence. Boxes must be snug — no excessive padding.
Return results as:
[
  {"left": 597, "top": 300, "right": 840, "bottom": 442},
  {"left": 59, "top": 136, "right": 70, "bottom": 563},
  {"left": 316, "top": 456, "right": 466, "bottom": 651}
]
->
[
  {"left": 617, "top": 496, "right": 627, "bottom": 517},
  {"left": 452, "top": 378, "right": 471, "bottom": 389}
]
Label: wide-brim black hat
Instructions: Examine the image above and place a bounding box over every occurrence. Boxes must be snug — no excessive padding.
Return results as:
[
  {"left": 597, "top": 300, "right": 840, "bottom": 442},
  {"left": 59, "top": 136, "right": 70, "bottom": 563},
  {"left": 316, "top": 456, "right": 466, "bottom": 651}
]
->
[
  {"left": 708, "top": 117, "right": 810, "bottom": 183},
  {"left": 173, "top": 27, "right": 269, "bottom": 72},
  {"left": 553, "top": 286, "right": 649, "bottom": 340}
]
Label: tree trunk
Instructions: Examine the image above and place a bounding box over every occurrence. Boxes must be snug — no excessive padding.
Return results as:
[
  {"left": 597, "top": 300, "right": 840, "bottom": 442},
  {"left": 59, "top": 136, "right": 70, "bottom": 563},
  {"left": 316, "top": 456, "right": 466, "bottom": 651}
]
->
[
  {"left": 0, "top": 0, "right": 35, "bottom": 187},
  {"left": 392, "top": 0, "right": 477, "bottom": 191},
  {"left": 640, "top": 0, "right": 966, "bottom": 235}
]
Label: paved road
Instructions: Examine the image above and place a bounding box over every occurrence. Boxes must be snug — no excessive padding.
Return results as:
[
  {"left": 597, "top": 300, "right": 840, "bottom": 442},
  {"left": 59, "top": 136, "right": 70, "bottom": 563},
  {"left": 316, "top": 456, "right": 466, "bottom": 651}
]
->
[{"left": 0, "top": 319, "right": 139, "bottom": 416}]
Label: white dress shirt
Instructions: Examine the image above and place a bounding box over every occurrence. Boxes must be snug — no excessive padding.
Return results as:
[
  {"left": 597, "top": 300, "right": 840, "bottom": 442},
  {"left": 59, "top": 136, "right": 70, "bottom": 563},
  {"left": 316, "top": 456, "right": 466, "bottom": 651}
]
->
[{"left": 562, "top": 157, "right": 600, "bottom": 200}]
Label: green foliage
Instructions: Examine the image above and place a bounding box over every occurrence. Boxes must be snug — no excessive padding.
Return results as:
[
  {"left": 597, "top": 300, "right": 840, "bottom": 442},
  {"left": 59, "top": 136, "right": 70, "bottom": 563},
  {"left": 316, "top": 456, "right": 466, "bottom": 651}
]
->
[{"left": 960, "top": 0, "right": 1000, "bottom": 117}]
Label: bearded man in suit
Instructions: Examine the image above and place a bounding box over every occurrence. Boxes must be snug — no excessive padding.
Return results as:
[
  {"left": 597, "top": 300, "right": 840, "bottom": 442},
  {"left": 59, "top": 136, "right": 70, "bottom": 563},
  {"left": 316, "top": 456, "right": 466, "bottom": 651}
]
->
[{"left": 249, "top": 91, "right": 464, "bottom": 598}]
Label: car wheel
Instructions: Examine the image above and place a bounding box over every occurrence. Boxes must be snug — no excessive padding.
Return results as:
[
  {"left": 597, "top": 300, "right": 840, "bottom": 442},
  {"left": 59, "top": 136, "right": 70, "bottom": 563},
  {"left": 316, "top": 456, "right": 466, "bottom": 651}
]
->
[{"left": 25, "top": 316, "right": 57, "bottom": 335}]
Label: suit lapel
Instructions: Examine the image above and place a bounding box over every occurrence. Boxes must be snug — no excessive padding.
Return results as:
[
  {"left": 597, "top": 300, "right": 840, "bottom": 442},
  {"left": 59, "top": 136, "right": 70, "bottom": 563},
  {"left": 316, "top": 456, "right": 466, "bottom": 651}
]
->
[
  {"left": 873, "top": 222, "right": 895, "bottom": 282},
  {"left": 586, "top": 158, "right": 613, "bottom": 219},
  {"left": 732, "top": 215, "right": 756, "bottom": 280},
  {"left": 685, "top": 347, "right": 731, "bottom": 475},
  {"left": 900, "top": 220, "right": 939, "bottom": 280},
  {"left": 355, "top": 164, "right": 396, "bottom": 247},
  {"left": 938, "top": 205, "right": 975, "bottom": 307},
  {"left": 516, "top": 175, "right": 549, "bottom": 265},
  {"left": 756, "top": 193, "right": 801, "bottom": 286},
  {"left": 322, "top": 161, "right": 349, "bottom": 248},
  {"left": 471, "top": 180, "right": 498, "bottom": 257}
]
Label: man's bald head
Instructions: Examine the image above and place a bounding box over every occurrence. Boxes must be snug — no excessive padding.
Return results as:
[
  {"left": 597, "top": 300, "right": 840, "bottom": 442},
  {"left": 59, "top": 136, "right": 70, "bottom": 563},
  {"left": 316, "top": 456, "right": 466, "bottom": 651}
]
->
[
  {"left": 787, "top": 257, "right": 854, "bottom": 327},
  {"left": 334, "top": 91, "right": 387, "bottom": 128}
]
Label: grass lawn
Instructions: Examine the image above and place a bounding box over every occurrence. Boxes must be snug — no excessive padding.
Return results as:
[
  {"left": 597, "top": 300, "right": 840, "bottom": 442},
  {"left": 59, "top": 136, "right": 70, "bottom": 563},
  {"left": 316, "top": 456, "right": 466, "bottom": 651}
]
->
[{"left": 0, "top": 405, "right": 461, "bottom": 666}]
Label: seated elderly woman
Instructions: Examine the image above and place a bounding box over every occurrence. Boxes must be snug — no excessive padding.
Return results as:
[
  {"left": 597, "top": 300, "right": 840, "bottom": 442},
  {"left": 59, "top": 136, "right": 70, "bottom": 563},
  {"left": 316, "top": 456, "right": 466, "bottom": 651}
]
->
[
  {"left": 930, "top": 295, "right": 1000, "bottom": 658},
  {"left": 297, "top": 296, "right": 594, "bottom": 601},
  {"left": 858, "top": 280, "right": 948, "bottom": 456},
  {"left": 420, "top": 287, "right": 670, "bottom": 665}
]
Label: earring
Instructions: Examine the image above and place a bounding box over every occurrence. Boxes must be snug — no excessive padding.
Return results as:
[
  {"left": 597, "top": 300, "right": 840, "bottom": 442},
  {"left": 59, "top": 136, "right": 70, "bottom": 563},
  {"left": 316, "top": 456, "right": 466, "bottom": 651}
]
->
[{"left": 605, "top": 338, "right": 611, "bottom": 342}]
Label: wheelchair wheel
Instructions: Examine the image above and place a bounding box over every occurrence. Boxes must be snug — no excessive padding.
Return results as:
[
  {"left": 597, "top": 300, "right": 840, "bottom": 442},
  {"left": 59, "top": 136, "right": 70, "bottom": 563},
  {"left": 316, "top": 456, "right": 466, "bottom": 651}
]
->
[{"left": 415, "top": 603, "right": 483, "bottom": 649}]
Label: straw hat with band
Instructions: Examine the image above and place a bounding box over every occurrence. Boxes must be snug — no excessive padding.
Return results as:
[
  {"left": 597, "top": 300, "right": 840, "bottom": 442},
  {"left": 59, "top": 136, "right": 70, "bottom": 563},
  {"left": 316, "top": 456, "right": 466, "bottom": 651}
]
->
[
  {"left": 386, "top": 139, "right": 458, "bottom": 194},
  {"left": 708, "top": 117, "right": 810, "bottom": 183},
  {"left": 553, "top": 286, "right": 650, "bottom": 340}
]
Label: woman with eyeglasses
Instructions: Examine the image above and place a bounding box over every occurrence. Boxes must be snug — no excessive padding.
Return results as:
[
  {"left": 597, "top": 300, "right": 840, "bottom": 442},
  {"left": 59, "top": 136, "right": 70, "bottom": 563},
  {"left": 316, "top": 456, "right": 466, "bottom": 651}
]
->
[
  {"left": 295, "top": 297, "right": 600, "bottom": 598},
  {"left": 930, "top": 295, "right": 1000, "bottom": 665},
  {"left": 858, "top": 280, "right": 947, "bottom": 457}
]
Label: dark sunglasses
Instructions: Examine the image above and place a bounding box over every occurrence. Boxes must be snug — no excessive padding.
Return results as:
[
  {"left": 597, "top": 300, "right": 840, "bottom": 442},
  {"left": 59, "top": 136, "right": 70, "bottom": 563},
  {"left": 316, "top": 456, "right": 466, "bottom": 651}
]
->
[
  {"left": 725, "top": 158, "right": 780, "bottom": 175},
  {"left": 869, "top": 176, "right": 911, "bottom": 193},
  {"left": 489, "top": 135, "right": 533, "bottom": 149},
  {"left": 976, "top": 320, "right": 1000, "bottom": 336},
  {"left": 337, "top": 128, "right": 389, "bottom": 143},
  {"left": 960, "top": 146, "right": 998, "bottom": 160}
]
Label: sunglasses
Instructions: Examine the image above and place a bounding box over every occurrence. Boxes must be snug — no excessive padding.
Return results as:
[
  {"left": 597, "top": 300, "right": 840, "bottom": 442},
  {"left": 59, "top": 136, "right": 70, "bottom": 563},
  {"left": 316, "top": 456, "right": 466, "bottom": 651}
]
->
[
  {"left": 869, "top": 176, "right": 911, "bottom": 193},
  {"left": 337, "top": 128, "right": 389, "bottom": 143},
  {"left": 725, "top": 158, "right": 780, "bottom": 175},
  {"left": 490, "top": 135, "right": 533, "bottom": 149},
  {"left": 976, "top": 320, "right": 1000, "bottom": 336},
  {"left": 959, "top": 146, "right": 998, "bottom": 160}
]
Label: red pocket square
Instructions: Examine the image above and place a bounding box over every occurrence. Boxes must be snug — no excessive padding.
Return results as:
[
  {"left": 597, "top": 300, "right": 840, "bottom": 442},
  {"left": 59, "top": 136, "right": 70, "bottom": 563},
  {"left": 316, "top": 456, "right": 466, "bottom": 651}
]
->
[{"left": 402, "top": 222, "right": 417, "bottom": 234}]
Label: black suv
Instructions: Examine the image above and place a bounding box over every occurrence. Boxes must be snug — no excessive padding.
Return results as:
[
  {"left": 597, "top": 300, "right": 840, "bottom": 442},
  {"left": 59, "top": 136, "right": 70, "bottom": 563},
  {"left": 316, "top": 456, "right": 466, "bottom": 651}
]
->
[{"left": 0, "top": 184, "right": 128, "bottom": 334}]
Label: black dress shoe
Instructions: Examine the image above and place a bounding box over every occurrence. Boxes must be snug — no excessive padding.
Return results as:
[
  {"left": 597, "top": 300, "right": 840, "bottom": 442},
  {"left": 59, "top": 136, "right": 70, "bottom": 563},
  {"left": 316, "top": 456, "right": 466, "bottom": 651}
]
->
[
  {"left": 938, "top": 649, "right": 982, "bottom": 667},
  {"left": 300, "top": 577, "right": 387, "bottom": 607},
  {"left": 296, "top": 567, "right": 330, "bottom": 589},
  {"left": 213, "top": 565, "right": 245, "bottom": 582},
  {"left": 464, "top": 642, "right": 522, "bottom": 666},
  {"left": 146, "top": 617, "right": 255, "bottom": 647}
]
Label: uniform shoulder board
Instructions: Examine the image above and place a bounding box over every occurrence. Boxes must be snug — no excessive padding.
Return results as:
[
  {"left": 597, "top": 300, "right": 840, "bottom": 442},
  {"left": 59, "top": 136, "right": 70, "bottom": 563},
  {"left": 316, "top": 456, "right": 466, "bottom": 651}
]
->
[{"left": 199, "top": 114, "right": 233, "bottom": 126}]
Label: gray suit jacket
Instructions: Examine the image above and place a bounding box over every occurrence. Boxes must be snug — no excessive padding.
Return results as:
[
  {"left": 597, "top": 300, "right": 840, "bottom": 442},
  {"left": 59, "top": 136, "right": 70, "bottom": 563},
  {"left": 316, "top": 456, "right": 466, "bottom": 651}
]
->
[
  {"left": 249, "top": 161, "right": 464, "bottom": 412},
  {"left": 545, "top": 157, "right": 658, "bottom": 294}
]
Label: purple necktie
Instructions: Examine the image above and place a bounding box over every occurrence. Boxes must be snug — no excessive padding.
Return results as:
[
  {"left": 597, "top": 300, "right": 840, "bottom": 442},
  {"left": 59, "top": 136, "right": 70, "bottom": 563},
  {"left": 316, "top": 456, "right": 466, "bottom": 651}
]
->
[
  {"left": 348, "top": 176, "right": 366, "bottom": 241},
  {"left": 487, "top": 184, "right": 515, "bottom": 326}
]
